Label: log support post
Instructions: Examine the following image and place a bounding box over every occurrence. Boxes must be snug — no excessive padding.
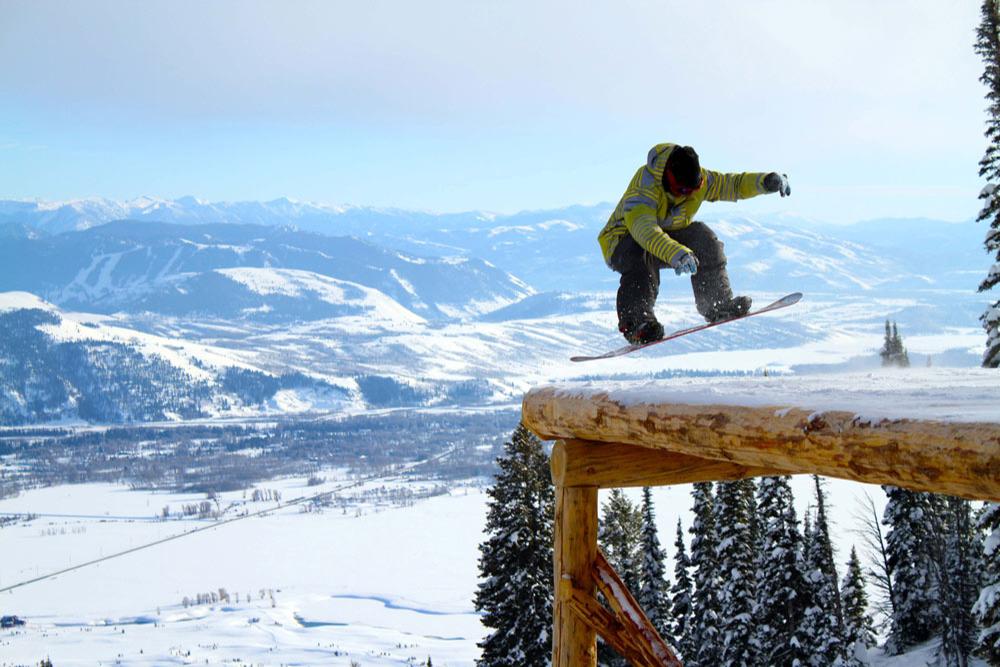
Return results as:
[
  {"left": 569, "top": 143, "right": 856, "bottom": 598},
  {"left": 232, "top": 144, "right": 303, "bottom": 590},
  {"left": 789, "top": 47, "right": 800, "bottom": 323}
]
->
[
  {"left": 552, "top": 440, "right": 685, "bottom": 667},
  {"left": 553, "top": 479, "right": 598, "bottom": 667}
]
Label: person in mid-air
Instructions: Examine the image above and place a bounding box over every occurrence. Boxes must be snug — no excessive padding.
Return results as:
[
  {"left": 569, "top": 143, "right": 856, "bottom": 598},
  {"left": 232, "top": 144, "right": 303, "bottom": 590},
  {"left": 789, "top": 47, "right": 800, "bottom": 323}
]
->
[{"left": 599, "top": 143, "right": 791, "bottom": 344}]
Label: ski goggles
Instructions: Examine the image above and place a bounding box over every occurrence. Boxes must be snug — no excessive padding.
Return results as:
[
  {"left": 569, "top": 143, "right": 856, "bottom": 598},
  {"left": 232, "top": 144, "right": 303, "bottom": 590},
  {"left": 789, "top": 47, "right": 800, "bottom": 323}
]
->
[{"left": 666, "top": 169, "right": 703, "bottom": 196}]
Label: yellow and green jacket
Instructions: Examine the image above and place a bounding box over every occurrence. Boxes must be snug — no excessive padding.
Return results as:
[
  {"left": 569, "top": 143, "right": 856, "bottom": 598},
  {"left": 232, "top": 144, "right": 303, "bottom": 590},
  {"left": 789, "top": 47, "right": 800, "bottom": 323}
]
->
[{"left": 599, "top": 143, "right": 772, "bottom": 266}]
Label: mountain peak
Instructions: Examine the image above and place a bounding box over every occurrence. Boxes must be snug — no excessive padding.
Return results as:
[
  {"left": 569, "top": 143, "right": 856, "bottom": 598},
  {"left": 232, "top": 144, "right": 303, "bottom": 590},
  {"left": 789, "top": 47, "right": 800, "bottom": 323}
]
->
[{"left": 0, "top": 291, "right": 58, "bottom": 314}]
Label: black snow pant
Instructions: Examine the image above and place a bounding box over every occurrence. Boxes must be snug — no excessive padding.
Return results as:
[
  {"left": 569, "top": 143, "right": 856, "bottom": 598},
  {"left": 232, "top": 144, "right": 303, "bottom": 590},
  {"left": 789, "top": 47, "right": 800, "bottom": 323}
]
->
[{"left": 608, "top": 221, "right": 735, "bottom": 334}]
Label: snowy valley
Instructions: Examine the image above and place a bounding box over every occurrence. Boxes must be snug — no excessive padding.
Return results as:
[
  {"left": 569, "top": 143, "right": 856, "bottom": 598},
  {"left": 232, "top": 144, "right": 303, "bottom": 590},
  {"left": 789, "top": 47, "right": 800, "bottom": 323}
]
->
[{"left": 0, "top": 198, "right": 995, "bottom": 666}]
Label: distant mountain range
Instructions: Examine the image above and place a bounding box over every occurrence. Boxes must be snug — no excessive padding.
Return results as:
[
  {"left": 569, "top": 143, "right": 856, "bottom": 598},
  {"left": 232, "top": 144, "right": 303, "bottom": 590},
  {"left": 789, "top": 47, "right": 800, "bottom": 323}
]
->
[
  {"left": 0, "top": 220, "right": 531, "bottom": 322},
  {"left": 0, "top": 197, "right": 990, "bottom": 425},
  {"left": 1, "top": 197, "right": 988, "bottom": 294}
]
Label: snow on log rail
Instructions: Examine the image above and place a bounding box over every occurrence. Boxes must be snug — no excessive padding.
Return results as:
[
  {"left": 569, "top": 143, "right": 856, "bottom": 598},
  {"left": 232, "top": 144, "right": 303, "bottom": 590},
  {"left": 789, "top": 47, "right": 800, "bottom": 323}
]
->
[
  {"left": 522, "top": 370, "right": 1000, "bottom": 667},
  {"left": 523, "top": 370, "right": 1000, "bottom": 502}
]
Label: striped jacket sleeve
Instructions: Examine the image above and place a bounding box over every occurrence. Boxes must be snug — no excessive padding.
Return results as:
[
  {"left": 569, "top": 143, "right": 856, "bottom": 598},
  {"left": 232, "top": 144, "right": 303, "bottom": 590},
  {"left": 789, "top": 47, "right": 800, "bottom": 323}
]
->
[
  {"left": 703, "top": 170, "right": 770, "bottom": 202},
  {"left": 620, "top": 167, "right": 691, "bottom": 264},
  {"left": 623, "top": 205, "right": 690, "bottom": 264}
]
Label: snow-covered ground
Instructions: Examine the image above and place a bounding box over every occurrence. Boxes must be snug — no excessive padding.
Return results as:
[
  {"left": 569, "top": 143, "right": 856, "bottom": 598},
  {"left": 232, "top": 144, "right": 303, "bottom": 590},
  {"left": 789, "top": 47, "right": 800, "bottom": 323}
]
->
[
  {"left": 0, "top": 282, "right": 995, "bottom": 664},
  {"left": 0, "top": 462, "right": 990, "bottom": 665},
  {"left": 0, "top": 474, "right": 489, "bottom": 666}
]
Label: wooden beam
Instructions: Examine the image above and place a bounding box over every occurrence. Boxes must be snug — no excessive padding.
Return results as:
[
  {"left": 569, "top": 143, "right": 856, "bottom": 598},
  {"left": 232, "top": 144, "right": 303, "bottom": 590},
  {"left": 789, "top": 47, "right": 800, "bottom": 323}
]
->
[
  {"left": 525, "top": 388, "right": 1000, "bottom": 502},
  {"left": 592, "top": 549, "right": 683, "bottom": 667},
  {"left": 554, "top": 485, "right": 598, "bottom": 667},
  {"left": 564, "top": 584, "right": 653, "bottom": 667},
  {"left": 552, "top": 438, "right": 784, "bottom": 488}
]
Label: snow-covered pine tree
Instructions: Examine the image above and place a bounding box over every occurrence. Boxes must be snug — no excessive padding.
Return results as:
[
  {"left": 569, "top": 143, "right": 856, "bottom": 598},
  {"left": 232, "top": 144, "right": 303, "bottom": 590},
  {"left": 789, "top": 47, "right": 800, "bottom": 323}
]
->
[
  {"left": 813, "top": 476, "right": 844, "bottom": 625},
  {"left": 638, "top": 487, "right": 673, "bottom": 645},
  {"left": 841, "top": 546, "right": 876, "bottom": 661},
  {"left": 670, "top": 518, "right": 695, "bottom": 661},
  {"left": 880, "top": 320, "right": 910, "bottom": 367},
  {"left": 687, "top": 482, "right": 723, "bottom": 667},
  {"left": 937, "top": 496, "right": 983, "bottom": 667},
  {"left": 474, "top": 423, "right": 554, "bottom": 667},
  {"left": 598, "top": 488, "right": 643, "bottom": 667},
  {"left": 801, "top": 476, "right": 846, "bottom": 666},
  {"left": 883, "top": 486, "right": 941, "bottom": 654},
  {"left": 974, "top": 502, "right": 1000, "bottom": 662},
  {"left": 714, "top": 479, "right": 759, "bottom": 667},
  {"left": 976, "top": 0, "right": 1000, "bottom": 368},
  {"left": 600, "top": 488, "right": 643, "bottom": 593},
  {"left": 752, "top": 476, "right": 810, "bottom": 667},
  {"left": 880, "top": 320, "right": 894, "bottom": 367},
  {"left": 892, "top": 323, "right": 910, "bottom": 367},
  {"left": 802, "top": 511, "right": 814, "bottom": 569}
]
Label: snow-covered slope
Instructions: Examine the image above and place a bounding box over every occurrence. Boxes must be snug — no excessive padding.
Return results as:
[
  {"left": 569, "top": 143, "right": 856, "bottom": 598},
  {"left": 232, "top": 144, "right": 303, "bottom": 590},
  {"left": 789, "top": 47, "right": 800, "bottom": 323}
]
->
[
  {"left": 2, "top": 197, "right": 986, "bottom": 293},
  {"left": 0, "top": 199, "right": 991, "bottom": 425},
  {"left": 0, "top": 293, "right": 357, "bottom": 424},
  {"left": 0, "top": 221, "right": 532, "bottom": 321},
  {"left": 0, "top": 278, "right": 987, "bottom": 426},
  {"left": 0, "top": 290, "right": 53, "bottom": 314}
]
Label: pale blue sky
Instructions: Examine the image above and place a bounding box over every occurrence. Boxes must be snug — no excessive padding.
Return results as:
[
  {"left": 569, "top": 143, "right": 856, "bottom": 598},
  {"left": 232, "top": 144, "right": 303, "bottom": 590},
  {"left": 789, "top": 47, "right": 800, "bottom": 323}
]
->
[{"left": 0, "top": 0, "right": 987, "bottom": 223}]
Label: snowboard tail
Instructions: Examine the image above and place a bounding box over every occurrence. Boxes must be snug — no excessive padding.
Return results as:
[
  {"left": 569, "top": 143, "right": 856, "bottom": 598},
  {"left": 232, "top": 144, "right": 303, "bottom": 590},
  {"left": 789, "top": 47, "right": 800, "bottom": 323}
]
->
[{"left": 570, "top": 292, "right": 803, "bottom": 362}]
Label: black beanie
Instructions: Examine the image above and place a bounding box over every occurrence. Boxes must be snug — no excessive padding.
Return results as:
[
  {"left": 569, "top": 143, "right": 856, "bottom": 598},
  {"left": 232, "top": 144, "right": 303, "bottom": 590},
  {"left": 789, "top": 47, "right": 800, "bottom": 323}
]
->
[{"left": 663, "top": 145, "right": 701, "bottom": 190}]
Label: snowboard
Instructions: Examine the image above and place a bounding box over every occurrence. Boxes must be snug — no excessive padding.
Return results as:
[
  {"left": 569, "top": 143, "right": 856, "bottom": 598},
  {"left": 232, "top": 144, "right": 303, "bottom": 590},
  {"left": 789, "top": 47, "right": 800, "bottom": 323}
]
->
[{"left": 570, "top": 292, "right": 803, "bottom": 363}]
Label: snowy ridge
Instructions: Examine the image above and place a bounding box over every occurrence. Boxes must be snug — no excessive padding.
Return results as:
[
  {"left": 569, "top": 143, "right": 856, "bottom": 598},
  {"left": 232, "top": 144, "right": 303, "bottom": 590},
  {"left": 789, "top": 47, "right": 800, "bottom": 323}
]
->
[
  {"left": 0, "top": 291, "right": 56, "bottom": 314},
  {"left": 0, "top": 221, "right": 530, "bottom": 322},
  {"left": 543, "top": 368, "right": 1000, "bottom": 423},
  {"left": 0, "top": 292, "right": 361, "bottom": 423},
  {"left": 1, "top": 197, "right": 985, "bottom": 294},
  {"left": 215, "top": 268, "right": 426, "bottom": 324}
]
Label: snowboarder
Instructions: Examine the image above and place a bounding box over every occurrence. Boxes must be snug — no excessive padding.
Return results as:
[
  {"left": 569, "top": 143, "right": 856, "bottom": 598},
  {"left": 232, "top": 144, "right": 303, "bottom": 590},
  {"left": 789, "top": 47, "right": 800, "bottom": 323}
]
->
[{"left": 599, "top": 143, "right": 791, "bottom": 344}]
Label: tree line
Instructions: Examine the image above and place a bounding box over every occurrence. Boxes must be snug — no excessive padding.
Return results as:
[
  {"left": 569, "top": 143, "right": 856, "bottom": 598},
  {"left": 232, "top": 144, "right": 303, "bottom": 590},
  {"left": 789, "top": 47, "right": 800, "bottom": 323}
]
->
[{"left": 476, "top": 424, "right": 1000, "bottom": 667}]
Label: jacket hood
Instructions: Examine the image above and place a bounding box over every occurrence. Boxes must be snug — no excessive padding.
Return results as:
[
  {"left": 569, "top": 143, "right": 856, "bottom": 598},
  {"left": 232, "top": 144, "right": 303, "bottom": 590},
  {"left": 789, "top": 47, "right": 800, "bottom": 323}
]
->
[{"left": 646, "top": 143, "right": 678, "bottom": 181}]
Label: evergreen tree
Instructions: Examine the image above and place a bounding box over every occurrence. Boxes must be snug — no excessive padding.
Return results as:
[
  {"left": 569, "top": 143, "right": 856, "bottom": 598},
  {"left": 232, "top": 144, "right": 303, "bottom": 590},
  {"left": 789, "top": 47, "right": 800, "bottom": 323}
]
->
[
  {"left": 841, "top": 546, "right": 876, "bottom": 661},
  {"left": 812, "top": 476, "right": 845, "bottom": 626},
  {"left": 687, "top": 482, "right": 723, "bottom": 667},
  {"left": 974, "top": 502, "right": 1000, "bottom": 663},
  {"left": 976, "top": 0, "right": 1000, "bottom": 368},
  {"left": 880, "top": 320, "right": 894, "bottom": 367},
  {"left": 752, "top": 476, "right": 810, "bottom": 667},
  {"left": 937, "top": 496, "right": 983, "bottom": 667},
  {"left": 598, "top": 488, "right": 643, "bottom": 667},
  {"left": 802, "top": 511, "right": 814, "bottom": 571},
  {"left": 883, "top": 486, "right": 941, "bottom": 654},
  {"left": 670, "top": 518, "right": 695, "bottom": 661},
  {"left": 892, "top": 323, "right": 910, "bottom": 367},
  {"left": 880, "top": 320, "right": 910, "bottom": 367},
  {"left": 474, "top": 423, "right": 554, "bottom": 667},
  {"left": 801, "top": 477, "right": 846, "bottom": 666},
  {"left": 600, "top": 488, "right": 643, "bottom": 593},
  {"left": 714, "top": 479, "right": 758, "bottom": 667},
  {"left": 638, "top": 487, "right": 673, "bottom": 645}
]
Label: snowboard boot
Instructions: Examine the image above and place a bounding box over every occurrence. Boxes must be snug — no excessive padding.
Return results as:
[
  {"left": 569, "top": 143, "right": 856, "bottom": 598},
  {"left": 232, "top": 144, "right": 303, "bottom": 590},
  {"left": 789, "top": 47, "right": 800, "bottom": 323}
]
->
[
  {"left": 692, "top": 264, "right": 752, "bottom": 323},
  {"left": 621, "top": 319, "right": 665, "bottom": 345},
  {"left": 702, "top": 295, "right": 752, "bottom": 323}
]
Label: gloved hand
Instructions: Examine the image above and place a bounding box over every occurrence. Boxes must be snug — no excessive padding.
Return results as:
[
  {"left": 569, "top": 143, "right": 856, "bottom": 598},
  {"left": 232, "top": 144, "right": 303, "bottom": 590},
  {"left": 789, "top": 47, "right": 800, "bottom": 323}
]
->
[
  {"left": 670, "top": 250, "right": 699, "bottom": 276},
  {"left": 764, "top": 172, "right": 791, "bottom": 197}
]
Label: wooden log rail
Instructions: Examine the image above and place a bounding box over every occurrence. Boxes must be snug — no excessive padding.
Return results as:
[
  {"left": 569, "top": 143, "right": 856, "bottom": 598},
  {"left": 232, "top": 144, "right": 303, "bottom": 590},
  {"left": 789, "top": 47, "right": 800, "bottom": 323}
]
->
[{"left": 522, "top": 382, "right": 1000, "bottom": 667}]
